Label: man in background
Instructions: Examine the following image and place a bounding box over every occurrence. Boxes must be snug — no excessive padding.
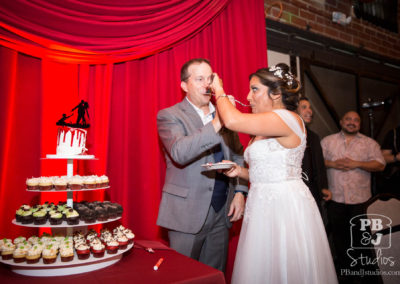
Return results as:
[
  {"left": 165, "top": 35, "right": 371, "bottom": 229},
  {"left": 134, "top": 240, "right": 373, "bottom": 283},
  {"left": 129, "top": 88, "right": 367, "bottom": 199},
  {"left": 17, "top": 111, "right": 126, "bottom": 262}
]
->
[
  {"left": 321, "top": 110, "right": 385, "bottom": 281},
  {"left": 296, "top": 97, "right": 332, "bottom": 219}
]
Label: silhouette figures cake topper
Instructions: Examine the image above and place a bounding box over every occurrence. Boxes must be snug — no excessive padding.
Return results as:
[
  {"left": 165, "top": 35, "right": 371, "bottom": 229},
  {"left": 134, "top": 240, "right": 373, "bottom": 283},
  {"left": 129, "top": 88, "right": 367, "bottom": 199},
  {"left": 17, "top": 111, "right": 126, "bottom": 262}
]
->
[{"left": 56, "top": 100, "right": 90, "bottom": 128}]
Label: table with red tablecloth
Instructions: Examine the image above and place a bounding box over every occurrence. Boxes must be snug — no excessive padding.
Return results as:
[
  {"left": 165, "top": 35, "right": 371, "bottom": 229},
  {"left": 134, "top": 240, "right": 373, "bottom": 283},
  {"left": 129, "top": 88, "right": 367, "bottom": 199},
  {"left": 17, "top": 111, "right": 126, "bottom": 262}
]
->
[{"left": 0, "top": 240, "right": 225, "bottom": 284}]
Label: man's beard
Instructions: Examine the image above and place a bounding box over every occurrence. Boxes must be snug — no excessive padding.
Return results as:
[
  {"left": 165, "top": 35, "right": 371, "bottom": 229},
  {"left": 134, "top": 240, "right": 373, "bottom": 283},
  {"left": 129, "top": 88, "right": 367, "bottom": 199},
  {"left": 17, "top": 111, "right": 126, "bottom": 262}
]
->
[{"left": 342, "top": 127, "right": 358, "bottom": 135}]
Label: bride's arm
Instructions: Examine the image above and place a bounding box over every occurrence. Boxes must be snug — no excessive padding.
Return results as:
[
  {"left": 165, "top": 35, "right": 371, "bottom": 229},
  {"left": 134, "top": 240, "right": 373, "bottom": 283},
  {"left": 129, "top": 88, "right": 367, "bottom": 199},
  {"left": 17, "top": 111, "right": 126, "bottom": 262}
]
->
[{"left": 212, "top": 75, "right": 292, "bottom": 138}]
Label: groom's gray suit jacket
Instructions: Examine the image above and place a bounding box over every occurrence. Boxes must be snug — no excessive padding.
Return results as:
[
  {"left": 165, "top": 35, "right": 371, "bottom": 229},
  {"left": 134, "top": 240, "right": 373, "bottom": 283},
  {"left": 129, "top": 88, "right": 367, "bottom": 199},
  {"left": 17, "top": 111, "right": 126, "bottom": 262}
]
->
[{"left": 157, "top": 98, "right": 247, "bottom": 234}]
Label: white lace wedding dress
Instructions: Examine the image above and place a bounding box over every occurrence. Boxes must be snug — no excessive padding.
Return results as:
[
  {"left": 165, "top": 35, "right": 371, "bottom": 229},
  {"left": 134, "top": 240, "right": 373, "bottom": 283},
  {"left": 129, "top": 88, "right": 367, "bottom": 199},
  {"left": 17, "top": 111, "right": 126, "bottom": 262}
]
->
[{"left": 231, "top": 109, "right": 337, "bottom": 284}]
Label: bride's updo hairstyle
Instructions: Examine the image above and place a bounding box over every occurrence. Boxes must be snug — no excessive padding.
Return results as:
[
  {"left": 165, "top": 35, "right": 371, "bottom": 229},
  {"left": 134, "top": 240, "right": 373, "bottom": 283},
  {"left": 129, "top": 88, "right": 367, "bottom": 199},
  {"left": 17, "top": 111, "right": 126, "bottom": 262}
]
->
[{"left": 249, "top": 63, "right": 301, "bottom": 111}]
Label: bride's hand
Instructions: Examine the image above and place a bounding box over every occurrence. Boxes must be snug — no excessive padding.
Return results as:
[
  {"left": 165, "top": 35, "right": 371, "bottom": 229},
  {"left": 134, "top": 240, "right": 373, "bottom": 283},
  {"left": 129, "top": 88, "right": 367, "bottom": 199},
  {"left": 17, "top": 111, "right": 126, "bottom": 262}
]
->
[
  {"left": 221, "top": 160, "right": 241, "bottom": 177},
  {"left": 211, "top": 72, "right": 224, "bottom": 95}
]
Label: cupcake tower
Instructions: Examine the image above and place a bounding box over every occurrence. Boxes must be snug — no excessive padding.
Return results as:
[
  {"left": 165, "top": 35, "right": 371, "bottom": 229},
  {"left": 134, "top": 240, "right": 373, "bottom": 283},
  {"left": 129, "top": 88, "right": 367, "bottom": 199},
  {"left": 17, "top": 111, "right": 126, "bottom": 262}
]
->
[{"left": 7, "top": 131, "right": 132, "bottom": 276}]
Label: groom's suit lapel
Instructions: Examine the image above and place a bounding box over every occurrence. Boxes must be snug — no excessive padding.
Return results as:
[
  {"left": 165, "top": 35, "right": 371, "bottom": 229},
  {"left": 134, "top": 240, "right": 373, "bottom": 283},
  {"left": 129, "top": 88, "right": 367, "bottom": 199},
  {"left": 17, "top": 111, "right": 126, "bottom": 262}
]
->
[{"left": 178, "top": 98, "right": 205, "bottom": 130}]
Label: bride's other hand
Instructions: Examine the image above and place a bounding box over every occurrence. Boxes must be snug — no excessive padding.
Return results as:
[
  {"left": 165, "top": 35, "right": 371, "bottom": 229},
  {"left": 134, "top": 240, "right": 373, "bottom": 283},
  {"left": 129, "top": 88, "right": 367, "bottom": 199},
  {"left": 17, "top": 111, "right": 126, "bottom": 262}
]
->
[
  {"left": 222, "top": 160, "right": 241, "bottom": 177},
  {"left": 228, "top": 192, "right": 245, "bottom": 222}
]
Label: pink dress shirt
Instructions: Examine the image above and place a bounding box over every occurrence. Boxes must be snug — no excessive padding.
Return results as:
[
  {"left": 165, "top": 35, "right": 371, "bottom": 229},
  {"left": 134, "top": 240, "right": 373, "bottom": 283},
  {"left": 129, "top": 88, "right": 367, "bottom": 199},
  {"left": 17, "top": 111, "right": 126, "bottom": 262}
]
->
[{"left": 321, "top": 131, "right": 385, "bottom": 204}]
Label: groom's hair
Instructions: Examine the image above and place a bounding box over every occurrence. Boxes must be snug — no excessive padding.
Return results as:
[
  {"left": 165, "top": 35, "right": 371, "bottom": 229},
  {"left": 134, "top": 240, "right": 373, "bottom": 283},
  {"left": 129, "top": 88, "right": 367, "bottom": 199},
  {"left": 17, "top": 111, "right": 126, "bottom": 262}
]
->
[{"left": 181, "top": 58, "right": 211, "bottom": 82}]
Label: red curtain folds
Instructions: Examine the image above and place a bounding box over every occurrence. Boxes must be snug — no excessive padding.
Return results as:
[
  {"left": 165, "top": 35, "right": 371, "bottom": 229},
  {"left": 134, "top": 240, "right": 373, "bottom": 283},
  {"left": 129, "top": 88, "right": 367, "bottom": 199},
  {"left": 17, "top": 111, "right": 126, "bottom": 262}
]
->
[
  {"left": 0, "top": 0, "right": 230, "bottom": 63},
  {"left": 0, "top": 0, "right": 267, "bottom": 281}
]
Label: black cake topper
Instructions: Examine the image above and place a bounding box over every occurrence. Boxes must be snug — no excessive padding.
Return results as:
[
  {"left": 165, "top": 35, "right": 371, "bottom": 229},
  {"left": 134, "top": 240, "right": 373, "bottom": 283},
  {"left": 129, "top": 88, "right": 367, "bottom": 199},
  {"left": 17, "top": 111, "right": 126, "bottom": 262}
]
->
[{"left": 56, "top": 100, "right": 90, "bottom": 128}]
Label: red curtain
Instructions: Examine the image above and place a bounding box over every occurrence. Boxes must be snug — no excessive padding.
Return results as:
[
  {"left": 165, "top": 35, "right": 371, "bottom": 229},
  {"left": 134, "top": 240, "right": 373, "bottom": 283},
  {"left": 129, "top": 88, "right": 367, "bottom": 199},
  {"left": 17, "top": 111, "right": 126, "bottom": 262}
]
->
[
  {"left": 0, "top": 0, "right": 230, "bottom": 63},
  {"left": 0, "top": 0, "right": 266, "bottom": 281}
]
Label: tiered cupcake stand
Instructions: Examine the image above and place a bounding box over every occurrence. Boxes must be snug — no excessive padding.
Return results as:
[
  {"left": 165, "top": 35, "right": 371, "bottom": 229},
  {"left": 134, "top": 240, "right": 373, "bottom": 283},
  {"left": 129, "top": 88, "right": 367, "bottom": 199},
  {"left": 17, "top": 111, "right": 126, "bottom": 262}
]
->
[{"left": 1, "top": 154, "right": 133, "bottom": 276}]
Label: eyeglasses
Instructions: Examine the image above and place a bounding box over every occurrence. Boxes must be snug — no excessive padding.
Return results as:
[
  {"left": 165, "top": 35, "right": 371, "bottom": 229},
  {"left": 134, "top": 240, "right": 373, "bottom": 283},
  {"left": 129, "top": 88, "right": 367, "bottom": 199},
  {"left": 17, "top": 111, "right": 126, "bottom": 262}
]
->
[{"left": 190, "top": 74, "right": 214, "bottom": 85}]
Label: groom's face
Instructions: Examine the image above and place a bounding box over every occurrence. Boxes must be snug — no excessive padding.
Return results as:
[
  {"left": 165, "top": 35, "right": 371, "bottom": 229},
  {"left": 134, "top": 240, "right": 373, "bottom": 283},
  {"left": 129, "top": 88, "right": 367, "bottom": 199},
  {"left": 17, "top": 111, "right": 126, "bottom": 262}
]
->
[{"left": 181, "top": 62, "right": 213, "bottom": 109}]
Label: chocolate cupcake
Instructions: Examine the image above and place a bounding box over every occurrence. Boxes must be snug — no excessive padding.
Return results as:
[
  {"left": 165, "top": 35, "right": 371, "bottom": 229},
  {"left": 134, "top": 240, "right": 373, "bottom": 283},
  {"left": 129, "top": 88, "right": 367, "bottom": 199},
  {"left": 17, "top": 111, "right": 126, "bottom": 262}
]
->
[
  {"left": 49, "top": 211, "right": 63, "bottom": 225},
  {"left": 114, "top": 203, "right": 123, "bottom": 217},
  {"left": 21, "top": 209, "right": 33, "bottom": 224},
  {"left": 106, "top": 204, "right": 118, "bottom": 219},
  {"left": 95, "top": 206, "right": 108, "bottom": 221},
  {"left": 33, "top": 210, "right": 47, "bottom": 225},
  {"left": 15, "top": 208, "right": 25, "bottom": 223},
  {"left": 83, "top": 208, "right": 96, "bottom": 224},
  {"left": 65, "top": 208, "right": 79, "bottom": 225},
  {"left": 76, "top": 207, "right": 88, "bottom": 221}
]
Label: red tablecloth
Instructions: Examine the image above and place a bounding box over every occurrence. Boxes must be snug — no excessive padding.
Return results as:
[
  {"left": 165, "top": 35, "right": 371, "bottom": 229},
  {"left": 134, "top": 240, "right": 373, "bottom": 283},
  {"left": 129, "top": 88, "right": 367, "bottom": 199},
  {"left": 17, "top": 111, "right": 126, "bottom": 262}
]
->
[{"left": 0, "top": 240, "right": 226, "bottom": 284}]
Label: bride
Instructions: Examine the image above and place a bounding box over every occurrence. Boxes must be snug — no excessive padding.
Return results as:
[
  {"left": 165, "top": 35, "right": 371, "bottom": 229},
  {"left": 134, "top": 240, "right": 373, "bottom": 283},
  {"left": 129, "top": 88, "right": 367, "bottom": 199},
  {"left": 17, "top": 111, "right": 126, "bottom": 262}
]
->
[{"left": 211, "top": 64, "right": 338, "bottom": 284}]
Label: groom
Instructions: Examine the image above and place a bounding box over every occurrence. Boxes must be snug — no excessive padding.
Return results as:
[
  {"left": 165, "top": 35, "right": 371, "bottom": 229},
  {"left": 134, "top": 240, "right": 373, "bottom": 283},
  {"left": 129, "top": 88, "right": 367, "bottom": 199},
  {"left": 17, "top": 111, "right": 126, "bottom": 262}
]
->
[{"left": 156, "top": 58, "right": 247, "bottom": 271}]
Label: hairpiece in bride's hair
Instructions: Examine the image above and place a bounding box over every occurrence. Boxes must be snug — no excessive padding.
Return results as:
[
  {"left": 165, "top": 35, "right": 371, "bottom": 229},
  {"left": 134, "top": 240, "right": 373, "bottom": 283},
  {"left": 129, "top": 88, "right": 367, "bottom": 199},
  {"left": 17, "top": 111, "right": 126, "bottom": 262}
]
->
[{"left": 268, "top": 65, "right": 295, "bottom": 87}]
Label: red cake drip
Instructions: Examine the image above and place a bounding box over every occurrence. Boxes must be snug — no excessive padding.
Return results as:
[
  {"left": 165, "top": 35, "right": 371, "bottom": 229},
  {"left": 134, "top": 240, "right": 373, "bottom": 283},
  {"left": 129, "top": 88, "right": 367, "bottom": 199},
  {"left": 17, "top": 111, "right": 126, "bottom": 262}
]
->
[{"left": 57, "top": 126, "right": 86, "bottom": 147}]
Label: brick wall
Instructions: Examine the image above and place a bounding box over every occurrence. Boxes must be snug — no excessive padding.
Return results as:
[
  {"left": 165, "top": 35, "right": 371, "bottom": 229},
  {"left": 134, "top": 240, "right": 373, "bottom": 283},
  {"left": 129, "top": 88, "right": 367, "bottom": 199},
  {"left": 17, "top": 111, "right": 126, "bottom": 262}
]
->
[{"left": 264, "top": 0, "right": 400, "bottom": 60}]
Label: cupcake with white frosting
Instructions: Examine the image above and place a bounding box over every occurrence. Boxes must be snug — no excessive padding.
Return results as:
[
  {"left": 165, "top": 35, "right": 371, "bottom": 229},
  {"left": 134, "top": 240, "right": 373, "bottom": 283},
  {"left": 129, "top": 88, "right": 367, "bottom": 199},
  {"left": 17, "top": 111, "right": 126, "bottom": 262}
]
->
[
  {"left": 39, "top": 177, "right": 53, "bottom": 191},
  {"left": 42, "top": 244, "right": 58, "bottom": 264},
  {"left": 13, "top": 244, "right": 29, "bottom": 263},
  {"left": 100, "top": 175, "right": 109, "bottom": 187},
  {"left": 91, "top": 239, "right": 105, "bottom": 258},
  {"left": 84, "top": 175, "right": 97, "bottom": 189},
  {"left": 60, "top": 244, "right": 74, "bottom": 262},
  {"left": 26, "top": 244, "right": 43, "bottom": 264},
  {"left": 106, "top": 238, "right": 119, "bottom": 254},
  {"left": 54, "top": 177, "right": 68, "bottom": 190},
  {"left": 1, "top": 242, "right": 15, "bottom": 260},
  {"left": 75, "top": 243, "right": 90, "bottom": 260},
  {"left": 69, "top": 176, "right": 83, "bottom": 190},
  {"left": 26, "top": 177, "right": 40, "bottom": 190}
]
